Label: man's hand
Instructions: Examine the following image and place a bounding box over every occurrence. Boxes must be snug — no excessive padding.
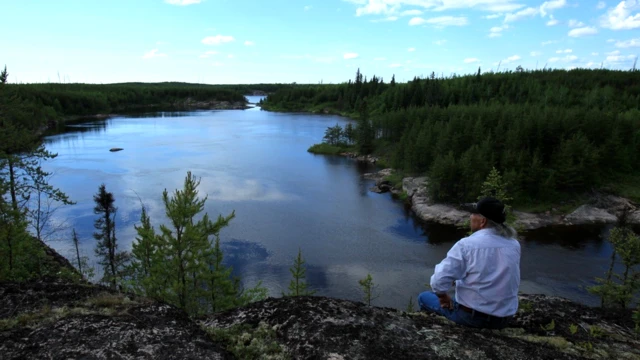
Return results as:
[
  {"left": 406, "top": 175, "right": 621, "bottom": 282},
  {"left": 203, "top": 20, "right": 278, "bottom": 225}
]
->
[{"left": 437, "top": 293, "right": 453, "bottom": 309}]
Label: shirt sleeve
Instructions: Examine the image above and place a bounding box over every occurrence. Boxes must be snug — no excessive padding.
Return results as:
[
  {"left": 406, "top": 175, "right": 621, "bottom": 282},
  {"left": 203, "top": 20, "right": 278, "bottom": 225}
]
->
[{"left": 430, "top": 241, "right": 466, "bottom": 293}]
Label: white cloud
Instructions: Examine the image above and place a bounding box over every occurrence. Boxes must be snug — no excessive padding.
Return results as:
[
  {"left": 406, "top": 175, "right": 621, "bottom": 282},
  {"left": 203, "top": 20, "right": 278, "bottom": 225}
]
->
[
  {"left": 600, "top": 1, "right": 640, "bottom": 30},
  {"left": 344, "top": 0, "right": 525, "bottom": 14},
  {"left": 202, "top": 35, "right": 235, "bottom": 45},
  {"left": 143, "top": 49, "right": 167, "bottom": 59},
  {"left": 408, "top": 47, "right": 416, "bottom": 52},
  {"left": 304, "top": 5, "right": 312, "bottom": 11},
  {"left": 504, "top": 7, "right": 538, "bottom": 22},
  {"left": 433, "top": 39, "right": 447, "bottom": 45},
  {"left": 484, "top": 13, "right": 503, "bottom": 19},
  {"left": 244, "top": 41, "right": 255, "bottom": 46},
  {"left": 607, "top": 50, "right": 621, "bottom": 55},
  {"left": 541, "top": 40, "right": 559, "bottom": 45},
  {"left": 531, "top": 51, "right": 542, "bottom": 56},
  {"left": 556, "top": 48, "right": 573, "bottom": 53},
  {"left": 464, "top": 58, "right": 481, "bottom": 63},
  {"left": 374, "top": 57, "right": 387, "bottom": 60},
  {"left": 592, "top": 52, "right": 599, "bottom": 55},
  {"left": 212, "top": 62, "right": 224, "bottom": 67},
  {"left": 549, "top": 54, "right": 578, "bottom": 63},
  {"left": 371, "top": 16, "right": 399, "bottom": 21},
  {"left": 503, "top": 54, "right": 521, "bottom": 63},
  {"left": 410, "top": 16, "right": 468, "bottom": 26},
  {"left": 401, "top": 9, "right": 422, "bottom": 16},
  {"left": 546, "top": 15, "right": 559, "bottom": 26},
  {"left": 489, "top": 32, "right": 502, "bottom": 38},
  {"left": 597, "top": 1, "right": 606, "bottom": 9},
  {"left": 165, "top": 0, "right": 201, "bottom": 5},
  {"left": 568, "top": 19, "right": 585, "bottom": 27},
  {"left": 199, "top": 50, "right": 218, "bottom": 58},
  {"left": 489, "top": 24, "right": 509, "bottom": 37},
  {"left": 615, "top": 37, "right": 640, "bottom": 47},
  {"left": 540, "top": 0, "right": 567, "bottom": 17},
  {"left": 343, "top": 52, "right": 359, "bottom": 59},
  {"left": 585, "top": 61, "right": 598, "bottom": 67},
  {"left": 389, "top": 63, "right": 403, "bottom": 68},
  {"left": 227, "top": 54, "right": 234, "bottom": 58},
  {"left": 606, "top": 53, "right": 637, "bottom": 62},
  {"left": 607, "top": 38, "right": 617, "bottom": 42},
  {"left": 568, "top": 26, "right": 598, "bottom": 37}
]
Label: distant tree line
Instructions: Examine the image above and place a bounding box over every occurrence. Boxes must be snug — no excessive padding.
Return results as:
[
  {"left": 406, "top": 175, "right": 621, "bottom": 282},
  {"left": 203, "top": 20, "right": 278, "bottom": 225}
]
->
[{"left": 263, "top": 68, "right": 640, "bottom": 205}]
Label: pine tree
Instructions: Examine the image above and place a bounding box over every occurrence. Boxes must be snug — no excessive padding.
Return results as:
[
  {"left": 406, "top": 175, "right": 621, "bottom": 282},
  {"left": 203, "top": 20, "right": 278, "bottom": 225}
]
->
[
  {"left": 283, "top": 248, "right": 316, "bottom": 297},
  {"left": 157, "top": 171, "right": 235, "bottom": 312},
  {"left": 358, "top": 273, "right": 379, "bottom": 306},
  {"left": 127, "top": 206, "right": 162, "bottom": 297},
  {"left": 93, "top": 184, "right": 129, "bottom": 289},
  {"left": 72, "top": 228, "right": 94, "bottom": 280}
]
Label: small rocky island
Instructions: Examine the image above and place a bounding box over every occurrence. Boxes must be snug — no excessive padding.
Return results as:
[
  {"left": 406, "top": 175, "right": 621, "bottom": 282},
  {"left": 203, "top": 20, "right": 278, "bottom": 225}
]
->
[{"left": 1, "top": 249, "right": 637, "bottom": 359}]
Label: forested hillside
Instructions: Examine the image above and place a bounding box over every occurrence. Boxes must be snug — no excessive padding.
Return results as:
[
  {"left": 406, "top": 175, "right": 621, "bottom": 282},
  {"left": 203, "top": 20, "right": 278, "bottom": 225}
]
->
[{"left": 262, "top": 69, "right": 640, "bottom": 206}]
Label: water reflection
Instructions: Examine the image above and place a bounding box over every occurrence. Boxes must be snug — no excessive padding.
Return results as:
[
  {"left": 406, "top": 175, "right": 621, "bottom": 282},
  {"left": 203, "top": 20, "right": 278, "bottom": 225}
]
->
[{"left": 39, "top": 109, "right": 621, "bottom": 309}]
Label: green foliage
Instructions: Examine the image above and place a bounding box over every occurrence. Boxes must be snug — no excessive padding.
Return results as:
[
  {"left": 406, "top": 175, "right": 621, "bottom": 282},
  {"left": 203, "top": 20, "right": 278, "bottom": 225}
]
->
[
  {"left": 480, "top": 167, "right": 512, "bottom": 204},
  {"left": 358, "top": 273, "right": 379, "bottom": 306},
  {"left": 540, "top": 319, "right": 556, "bottom": 332},
  {"left": 127, "top": 172, "right": 267, "bottom": 315},
  {"left": 283, "top": 248, "right": 316, "bottom": 297},
  {"left": 406, "top": 296, "right": 415, "bottom": 313},
  {"left": 633, "top": 310, "right": 640, "bottom": 336},
  {"left": 588, "top": 226, "right": 640, "bottom": 308},
  {"left": 205, "top": 322, "right": 290, "bottom": 360},
  {"left": 307, "top": 143, "right": 347, "bottom": 155},
  {"left": 569, "top": 324, "right": 578, "bottom": 335},
  {"left": 323, "top": 123, "right": 345, "bottom": 146},
  {"left": 93, "top": 184, "right": 129, "bottom": 289},
  {"left": 519, "top": 301, "right": 533, "bottom": 313},
  {"left": 263, "top": 69, "right": 640, "bottom": 205}
]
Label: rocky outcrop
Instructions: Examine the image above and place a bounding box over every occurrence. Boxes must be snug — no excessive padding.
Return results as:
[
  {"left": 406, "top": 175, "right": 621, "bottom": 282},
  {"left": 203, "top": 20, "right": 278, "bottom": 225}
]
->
[
  {"left": 341, "top": 152, "right": 379, "bottom": 164},
  {"left": 364, "top": 169, "right": 640, "bottom": 230},
  {"left": 2, "top": 279, "right": 638, "bottom": 360},
  {"left": 0, "top": 281, "right": 230, "bottom": 359}
]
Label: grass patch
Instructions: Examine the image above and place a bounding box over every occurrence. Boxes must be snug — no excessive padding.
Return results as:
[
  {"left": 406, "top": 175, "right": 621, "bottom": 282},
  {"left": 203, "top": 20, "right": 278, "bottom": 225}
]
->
[
  {"left": 307, "top": 143, "right": 352, "bottom": 155},
  {"left": 205, "top": 322, "right": 290, "bottom": 360}
]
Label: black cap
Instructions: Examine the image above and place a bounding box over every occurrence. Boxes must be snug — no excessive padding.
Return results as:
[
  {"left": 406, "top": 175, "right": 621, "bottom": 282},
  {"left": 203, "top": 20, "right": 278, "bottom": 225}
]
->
[{"left": 472, "top": 197, "right": 506, "bottom": 224}]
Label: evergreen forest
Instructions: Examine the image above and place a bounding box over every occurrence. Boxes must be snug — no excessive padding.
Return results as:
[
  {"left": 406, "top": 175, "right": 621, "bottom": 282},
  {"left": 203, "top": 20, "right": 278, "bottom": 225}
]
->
[{"left": 262, "top": 68, "right": 640, "bottom": 207}]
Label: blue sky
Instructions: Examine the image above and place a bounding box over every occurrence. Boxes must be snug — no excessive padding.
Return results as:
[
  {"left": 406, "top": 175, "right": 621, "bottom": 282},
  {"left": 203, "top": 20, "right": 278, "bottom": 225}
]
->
[{"left": 2, "top": 0, "right": 639, "bottom": 84}]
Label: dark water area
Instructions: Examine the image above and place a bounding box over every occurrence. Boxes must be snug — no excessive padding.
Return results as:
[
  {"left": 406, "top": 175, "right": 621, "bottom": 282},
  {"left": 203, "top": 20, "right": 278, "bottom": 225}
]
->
[{"left": 41, "top": 100, "right": 615, "bottom": 309}]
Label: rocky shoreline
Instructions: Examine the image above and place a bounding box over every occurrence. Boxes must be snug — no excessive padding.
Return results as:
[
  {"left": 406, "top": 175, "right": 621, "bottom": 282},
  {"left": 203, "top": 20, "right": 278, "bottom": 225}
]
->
[{"left": 363, "top": 168, "right": 640, "bottom": 231}]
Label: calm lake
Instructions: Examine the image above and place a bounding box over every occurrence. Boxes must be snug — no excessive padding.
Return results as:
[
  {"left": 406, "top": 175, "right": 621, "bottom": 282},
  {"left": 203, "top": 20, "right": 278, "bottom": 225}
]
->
[{"left": 42, "top": 96, "right": 615, "bottom": 310}]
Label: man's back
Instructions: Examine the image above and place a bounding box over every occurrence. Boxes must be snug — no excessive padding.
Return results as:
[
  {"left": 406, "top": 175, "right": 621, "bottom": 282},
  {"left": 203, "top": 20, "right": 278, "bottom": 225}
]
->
[{"left": 431, "top": 228, "right": 521, "bottom": 317}]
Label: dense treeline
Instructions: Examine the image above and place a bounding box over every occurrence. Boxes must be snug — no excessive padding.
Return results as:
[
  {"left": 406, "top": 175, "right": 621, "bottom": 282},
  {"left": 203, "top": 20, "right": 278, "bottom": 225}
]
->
[
  {"left": 1, "top": 67, "right": 292, "bottom": 135},
  {"left": 263, "top": 69, "right": 640, "bottom": 205}
]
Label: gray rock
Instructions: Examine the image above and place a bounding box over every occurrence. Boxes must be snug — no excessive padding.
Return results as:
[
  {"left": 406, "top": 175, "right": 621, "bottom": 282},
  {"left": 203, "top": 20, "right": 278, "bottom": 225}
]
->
[
  {"left": 403, "top": 177, "right": 428, "bottom": 199},
  {"left": 564, "top": 205, "right": 618, "bottom": 225},
  {"left": 513, "top": 211, "right": 562, "bottom": 231},
  {"left": 413, "top": 203, "right": 470, "bottom": 227},
  {"left": 629, "top": 210, "right": 640, "bottom": 225},
  {"left": 109, "top": 148, "right": 123, "bottom": 152}
]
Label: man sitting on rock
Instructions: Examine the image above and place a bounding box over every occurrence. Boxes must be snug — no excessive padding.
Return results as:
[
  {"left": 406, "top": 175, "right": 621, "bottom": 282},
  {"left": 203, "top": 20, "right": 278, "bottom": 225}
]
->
[{"left": 418, "top": 197, "right": 521, "bottom": 329}]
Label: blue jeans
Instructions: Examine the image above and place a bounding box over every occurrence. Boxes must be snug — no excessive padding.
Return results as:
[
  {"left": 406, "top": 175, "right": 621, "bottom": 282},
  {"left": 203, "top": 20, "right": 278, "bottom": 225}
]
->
[{"left": 417, "top": 291, "right": 512, "bottom": 329}]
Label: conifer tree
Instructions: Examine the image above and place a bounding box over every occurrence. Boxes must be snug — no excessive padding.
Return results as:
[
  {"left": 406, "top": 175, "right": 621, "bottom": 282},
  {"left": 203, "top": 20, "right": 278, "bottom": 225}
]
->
[
  {"left": 93, "top": 184, "right": 129, "bottom": 289},
  {"left": 283, "top": 248, "right": 315, "bottom": 297},
  {"left": 358, "top": 273, "right": 379, "bottom": 306}
]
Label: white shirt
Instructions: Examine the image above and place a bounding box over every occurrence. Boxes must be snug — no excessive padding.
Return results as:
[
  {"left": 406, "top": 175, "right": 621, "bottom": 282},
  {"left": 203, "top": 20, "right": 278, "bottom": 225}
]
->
[{"left": 430, "top": 228, "right": 521, "bottom": 317}]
